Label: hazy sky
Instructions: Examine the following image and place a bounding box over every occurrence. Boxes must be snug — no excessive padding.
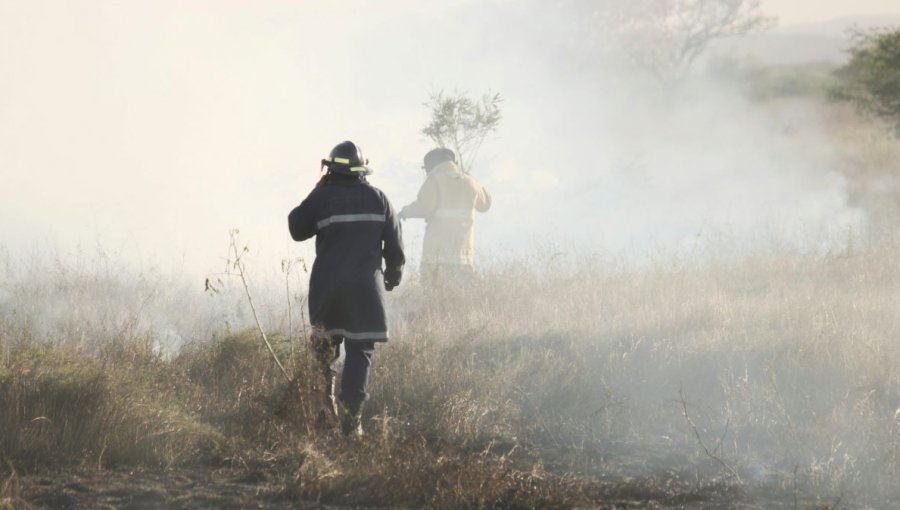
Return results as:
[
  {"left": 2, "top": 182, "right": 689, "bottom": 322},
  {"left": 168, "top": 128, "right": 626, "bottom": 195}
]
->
[
  {"left": 765, "top": 0, "right": 900, "bottom": 24},
  {"left": 0, "top": 0, "right": 883, "bottom": 279}
]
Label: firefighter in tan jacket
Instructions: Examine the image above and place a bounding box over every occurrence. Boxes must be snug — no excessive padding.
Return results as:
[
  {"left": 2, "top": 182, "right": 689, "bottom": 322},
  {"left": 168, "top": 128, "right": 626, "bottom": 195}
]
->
[{"left": 399, "top": 148, "right": 491, "bottom": 280}]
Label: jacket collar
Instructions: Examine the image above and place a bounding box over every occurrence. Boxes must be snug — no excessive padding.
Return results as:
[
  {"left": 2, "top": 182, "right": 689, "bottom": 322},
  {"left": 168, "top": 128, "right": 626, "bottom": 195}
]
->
[{"left": 430, "top": 160, "right": 461, "bottom": 176}]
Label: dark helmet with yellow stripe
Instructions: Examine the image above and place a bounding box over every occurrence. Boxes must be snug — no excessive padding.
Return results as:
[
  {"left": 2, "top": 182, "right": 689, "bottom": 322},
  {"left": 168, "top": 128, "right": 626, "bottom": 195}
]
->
[{"left": 322, "top": 141, "right": 373, "bottom": 176}]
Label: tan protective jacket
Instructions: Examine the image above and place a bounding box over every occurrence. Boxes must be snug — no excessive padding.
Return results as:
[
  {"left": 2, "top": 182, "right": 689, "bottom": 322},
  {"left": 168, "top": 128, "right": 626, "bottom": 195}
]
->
[{"left": 400, "top": 161, "right": 491, "bottom": 267}]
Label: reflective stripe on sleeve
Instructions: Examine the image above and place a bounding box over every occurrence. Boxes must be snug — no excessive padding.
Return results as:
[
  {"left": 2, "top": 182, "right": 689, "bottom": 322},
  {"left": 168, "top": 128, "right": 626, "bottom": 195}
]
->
[
  {"left": 316, "top": 213, "right": 385, "bottom": 230},
  {"left": 432, "top": 208, "right": 473, "bottom": 220},
  {"left": 325, "top": 329, "right": 389, "bottom": 340}
]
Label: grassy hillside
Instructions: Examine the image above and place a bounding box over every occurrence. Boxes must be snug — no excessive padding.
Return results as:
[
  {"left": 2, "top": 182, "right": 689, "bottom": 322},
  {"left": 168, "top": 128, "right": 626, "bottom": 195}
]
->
[{"left": 1, "top": 237, "right": 898, "bottom": 508}]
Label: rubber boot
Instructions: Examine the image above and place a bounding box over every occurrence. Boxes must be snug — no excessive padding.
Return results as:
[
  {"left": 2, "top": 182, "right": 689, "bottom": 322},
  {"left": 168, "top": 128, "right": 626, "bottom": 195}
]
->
[{"left": 341, "top": 400, "right": 365, "bottom": 437}]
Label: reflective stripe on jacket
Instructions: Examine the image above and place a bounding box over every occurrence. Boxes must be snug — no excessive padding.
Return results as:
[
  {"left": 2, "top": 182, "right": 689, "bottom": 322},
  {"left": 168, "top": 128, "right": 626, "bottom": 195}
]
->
[{"left": 288, "top": 178, "right": 404, "bottom": 341}]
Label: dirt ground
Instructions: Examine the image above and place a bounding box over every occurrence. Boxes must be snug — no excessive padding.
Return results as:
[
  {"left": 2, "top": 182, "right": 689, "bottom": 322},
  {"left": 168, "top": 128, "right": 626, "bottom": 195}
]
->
[
  {"left": 11, "top": 464, "right": 850, "bottom": 510},
  {"left": 16, "top": 467, "right": 311, "bottom": 510}
]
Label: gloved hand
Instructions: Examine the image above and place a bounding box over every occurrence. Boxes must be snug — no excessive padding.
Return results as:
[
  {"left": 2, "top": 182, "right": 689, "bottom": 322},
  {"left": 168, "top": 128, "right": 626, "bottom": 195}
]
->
[{"left": 384, "top": 267, "right": 402, "bottom": 291}]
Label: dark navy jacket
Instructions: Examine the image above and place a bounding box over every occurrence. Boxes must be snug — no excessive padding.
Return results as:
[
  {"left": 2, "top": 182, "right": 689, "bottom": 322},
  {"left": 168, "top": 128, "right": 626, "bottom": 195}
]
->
[{"left": 288, "top": 177, "right": 404, "bottom": 342}]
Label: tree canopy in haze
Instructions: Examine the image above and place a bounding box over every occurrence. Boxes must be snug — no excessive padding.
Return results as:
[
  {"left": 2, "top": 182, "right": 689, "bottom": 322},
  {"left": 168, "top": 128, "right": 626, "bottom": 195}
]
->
[
  {"left": 421, "top": 90, "right": 502, "bottom": 174},
  {"left": 833, "top": 28, "right": 900, "bottom": 135},
  {"left": 574, "top": 0, "right": 775, "bottom": 81}
]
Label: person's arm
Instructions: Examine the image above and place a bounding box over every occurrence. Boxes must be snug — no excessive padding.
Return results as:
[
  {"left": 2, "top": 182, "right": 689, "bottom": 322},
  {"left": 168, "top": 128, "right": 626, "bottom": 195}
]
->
[
  {"left": 400, "top": 177, "right": 439, "bottom": 219},
  {"left": 382, "top": 196, "right": 405, "bottom": 290},
  {"left": 474, "top": 180, "right": 491, "bottom": 213},
  {"left": 288, "top": 191, "right": 319, "bottom": 241}
]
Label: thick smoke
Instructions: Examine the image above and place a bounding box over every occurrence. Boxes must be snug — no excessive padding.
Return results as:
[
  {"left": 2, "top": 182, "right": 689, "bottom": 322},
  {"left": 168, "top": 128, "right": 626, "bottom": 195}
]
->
[{"left": 0, "top": 0, "right": 867, "bottom": 276}]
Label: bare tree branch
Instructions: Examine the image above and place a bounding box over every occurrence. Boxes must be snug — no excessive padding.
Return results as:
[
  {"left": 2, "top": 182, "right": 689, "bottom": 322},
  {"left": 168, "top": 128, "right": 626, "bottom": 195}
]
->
[{"left": 581, "top": 0, "right": 775, "bottom": 82}]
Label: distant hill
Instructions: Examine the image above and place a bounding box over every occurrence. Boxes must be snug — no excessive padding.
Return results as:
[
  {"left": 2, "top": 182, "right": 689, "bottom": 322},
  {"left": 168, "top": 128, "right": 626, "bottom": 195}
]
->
[
  {"left": 779, "top": 14, "right": 900, "bottom": 38},
  {"left": 708, "top": 14, "right": 900, "bottom": 66}
]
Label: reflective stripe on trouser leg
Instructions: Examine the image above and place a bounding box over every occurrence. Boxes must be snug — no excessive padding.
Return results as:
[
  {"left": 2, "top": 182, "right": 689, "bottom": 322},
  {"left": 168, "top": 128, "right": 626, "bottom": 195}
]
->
[{"left": 340, "top": 342, "right": 374, "bottom": 402}]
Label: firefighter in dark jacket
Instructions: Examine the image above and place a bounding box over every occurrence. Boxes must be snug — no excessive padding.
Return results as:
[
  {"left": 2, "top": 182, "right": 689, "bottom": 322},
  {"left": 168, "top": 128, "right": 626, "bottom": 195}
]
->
[{"left": 288, "top": 140, "right": 405, "bottom": 436}]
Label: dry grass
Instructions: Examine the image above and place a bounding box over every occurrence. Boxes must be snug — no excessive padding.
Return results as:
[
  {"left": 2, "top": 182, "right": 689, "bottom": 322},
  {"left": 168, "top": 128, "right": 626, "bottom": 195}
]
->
[
  {"left": 1, "top": 236, "right": 898, "bottom": 508},
  {"left": 0, "top": 466, "right": 27, "bottom": 510},
  {"left": 0, "top": 343, "right": 224, "bottom": 469}
]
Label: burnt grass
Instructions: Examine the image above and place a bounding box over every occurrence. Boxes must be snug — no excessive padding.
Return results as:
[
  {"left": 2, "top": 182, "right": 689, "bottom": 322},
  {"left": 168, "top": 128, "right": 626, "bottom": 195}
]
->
[
  {"left": 6, "top": 250, "right": 900, "bottom": 509},
  {"left": 8, "top": 446, "right": 814, "bottom": 510},
  {"left": 0, "top": 333, "right": 813, "bottom": 510}
]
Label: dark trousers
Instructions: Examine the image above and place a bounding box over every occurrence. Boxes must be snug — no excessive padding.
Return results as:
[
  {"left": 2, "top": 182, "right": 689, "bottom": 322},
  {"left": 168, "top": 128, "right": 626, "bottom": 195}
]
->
[{"left": 316, "top": 336, "right": 374, "bottom": 402}]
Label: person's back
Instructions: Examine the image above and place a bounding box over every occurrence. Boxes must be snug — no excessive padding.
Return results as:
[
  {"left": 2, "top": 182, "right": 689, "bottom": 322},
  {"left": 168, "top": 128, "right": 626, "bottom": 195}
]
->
[
  {"left": 400, "top": 148, "right": 490, "bottom": 279},
  {"left": 291, "top": 174, "right": 403, "bottom": 292},
  {"left": 288, "top": 140, "right": 404, "bottom": 436}
]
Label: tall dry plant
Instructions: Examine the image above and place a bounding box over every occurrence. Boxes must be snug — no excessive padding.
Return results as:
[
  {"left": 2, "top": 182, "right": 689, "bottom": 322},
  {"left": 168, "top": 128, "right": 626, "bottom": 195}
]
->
[{"left": 421, "top": 89, "right": 502, "bottom": 174}]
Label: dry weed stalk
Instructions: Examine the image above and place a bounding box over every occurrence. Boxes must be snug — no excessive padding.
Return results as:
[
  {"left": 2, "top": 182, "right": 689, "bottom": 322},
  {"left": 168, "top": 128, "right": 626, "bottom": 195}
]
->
[
  {"left": 678, "top": 384, "right": 743, "bottom": 485},
  {"left": 226, "top": 230, "right": 291, "bottom": 383}
]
